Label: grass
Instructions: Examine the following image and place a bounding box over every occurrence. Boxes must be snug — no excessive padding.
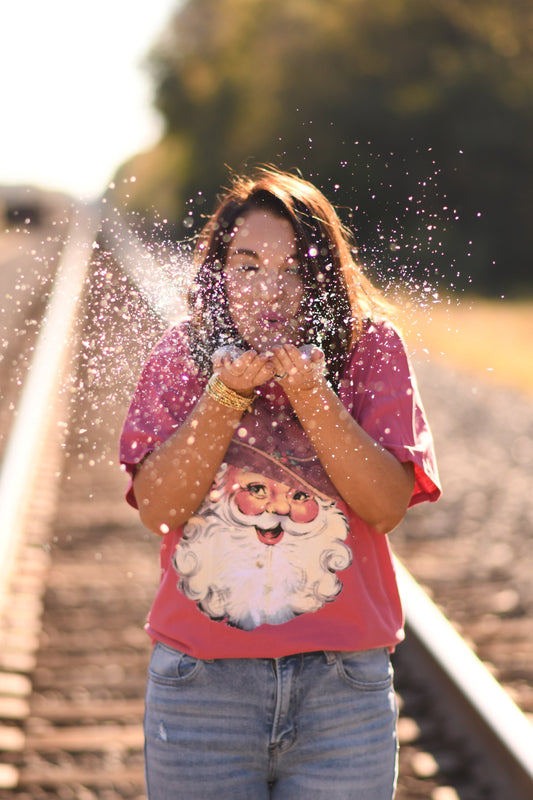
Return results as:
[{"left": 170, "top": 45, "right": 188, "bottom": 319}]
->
[{"left": 396, "top": 296, "right": 533, "bottom": 397}]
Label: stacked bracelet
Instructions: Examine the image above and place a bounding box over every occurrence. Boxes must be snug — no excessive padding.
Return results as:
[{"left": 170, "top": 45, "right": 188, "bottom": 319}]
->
[{"left": 206, "top": 374, "right": 255, "bottom": 412}]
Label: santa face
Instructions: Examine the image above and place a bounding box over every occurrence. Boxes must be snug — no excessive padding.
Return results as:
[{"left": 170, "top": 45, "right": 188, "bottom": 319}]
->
[
  {"left": 173, "top": 463, "right": 352, "bottom": 630},
  {"left": 229, "top": 469, "right": 320, "bottom": 545}
]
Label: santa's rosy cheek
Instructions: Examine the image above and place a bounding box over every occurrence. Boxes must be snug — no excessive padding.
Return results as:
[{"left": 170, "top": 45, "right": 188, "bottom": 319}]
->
[
  {"left": 289, "top": 499, "right": 319, "bottom": 523},
  {"left": 234, "top": 491, "right": 264, "bottom": 516}
]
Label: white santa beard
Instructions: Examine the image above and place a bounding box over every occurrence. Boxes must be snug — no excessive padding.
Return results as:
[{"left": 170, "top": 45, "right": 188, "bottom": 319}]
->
[{"left": 174, "top": 494, "right": 352, "bottom": 631}]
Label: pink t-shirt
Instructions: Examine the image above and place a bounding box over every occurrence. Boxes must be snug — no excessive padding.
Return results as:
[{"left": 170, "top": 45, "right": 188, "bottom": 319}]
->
[{"left": 120, "top": 319, "right": 440, "bottom": 658}]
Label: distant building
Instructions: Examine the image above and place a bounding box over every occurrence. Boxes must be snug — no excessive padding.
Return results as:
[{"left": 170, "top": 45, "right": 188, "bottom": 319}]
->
[{"left": 0, "top": 185, "right": 71, "bottom": 227}]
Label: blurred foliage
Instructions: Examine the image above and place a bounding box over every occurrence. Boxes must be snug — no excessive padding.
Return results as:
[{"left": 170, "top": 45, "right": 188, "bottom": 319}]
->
[{"left": 112, "top": 0, "right": 533, "bottom": 296}]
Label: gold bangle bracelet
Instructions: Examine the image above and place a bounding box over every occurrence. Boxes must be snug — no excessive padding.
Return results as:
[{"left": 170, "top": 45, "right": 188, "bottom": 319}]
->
[{"left": 206, "top": 374, "right": 254, "bottom": 412}]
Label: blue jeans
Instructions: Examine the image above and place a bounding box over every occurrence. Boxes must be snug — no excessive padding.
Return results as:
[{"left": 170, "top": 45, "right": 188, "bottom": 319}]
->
[{"left": 144, "top": 644, "right": 398, "bottom": 799}]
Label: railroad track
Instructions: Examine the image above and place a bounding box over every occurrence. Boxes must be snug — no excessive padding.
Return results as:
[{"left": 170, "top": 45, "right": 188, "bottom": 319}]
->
[{"left": 0, "top": 195, "right": 532, "bottom": 799}]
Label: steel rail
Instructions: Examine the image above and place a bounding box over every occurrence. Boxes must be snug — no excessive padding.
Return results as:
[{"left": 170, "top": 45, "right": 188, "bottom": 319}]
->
[
  {"left": 0, "top": 202, "right": 99, "bottom": 615},
  {"left": 394, "top": 558, "right": 533, "bottom": 799}
]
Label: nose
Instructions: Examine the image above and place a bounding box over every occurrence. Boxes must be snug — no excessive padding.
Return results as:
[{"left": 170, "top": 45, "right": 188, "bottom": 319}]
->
[
  {"left": 258, "top": 271, "right": 284, "bottom": 300},
  {"left": 265, "top": 486, "right": 290, "bottom": 516}
]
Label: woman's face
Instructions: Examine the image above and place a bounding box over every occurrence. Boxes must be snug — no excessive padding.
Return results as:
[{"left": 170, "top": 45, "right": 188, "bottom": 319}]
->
[{"left": 223, "top": 209, "right": 305, "bottom": 351}]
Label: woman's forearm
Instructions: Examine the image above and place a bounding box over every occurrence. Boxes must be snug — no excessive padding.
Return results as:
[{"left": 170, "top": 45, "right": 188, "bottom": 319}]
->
[
  {"left": 286, "top": 378, "right": 415, "bottom": 534},
  {"left": 133, "top": 393, "right": 244, "bottom": 534},
  {"left": 133, "top": 352, "right": 277, "bottom": 535}
]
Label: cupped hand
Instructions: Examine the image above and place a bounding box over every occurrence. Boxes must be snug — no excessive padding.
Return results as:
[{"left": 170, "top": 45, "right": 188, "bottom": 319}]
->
[
  {"left": 212, "top": 346, "right": 274, "bottom": 395},
  {"left": 271, "top": 344, "right": 326, "bottom": 392}
]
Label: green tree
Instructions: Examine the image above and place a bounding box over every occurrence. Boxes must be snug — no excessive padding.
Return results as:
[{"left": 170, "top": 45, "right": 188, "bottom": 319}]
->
[{"left": 115, "top": 0, "right": 533, "bottom": 295}]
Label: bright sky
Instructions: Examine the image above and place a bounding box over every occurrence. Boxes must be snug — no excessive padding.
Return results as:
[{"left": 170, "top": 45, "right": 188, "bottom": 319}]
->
[{"left": 1, "top": 1, "right": 180, "bottom": 200}]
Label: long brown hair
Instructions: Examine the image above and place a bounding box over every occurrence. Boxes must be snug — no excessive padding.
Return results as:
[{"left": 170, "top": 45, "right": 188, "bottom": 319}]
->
[{"left": 188, "top": 166, "right": 389, "bottom": 385}]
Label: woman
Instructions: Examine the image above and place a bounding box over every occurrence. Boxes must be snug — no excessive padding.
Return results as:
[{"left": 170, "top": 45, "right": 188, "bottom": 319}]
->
[{"left": 120, "top": 167, "right": 441, "bottom": 799}]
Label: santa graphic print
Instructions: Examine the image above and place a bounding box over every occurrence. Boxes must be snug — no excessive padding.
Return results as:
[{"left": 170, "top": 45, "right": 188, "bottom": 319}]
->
[{"left": 173, "top": 461, "right": 353, "bottom": 630}]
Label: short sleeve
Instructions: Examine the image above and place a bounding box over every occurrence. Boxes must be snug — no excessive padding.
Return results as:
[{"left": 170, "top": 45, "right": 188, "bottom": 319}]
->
[
  {"left": 119, "top": 323, "right": 204, "bottom": 508},
  {"left": 339, "top": 320, "right": 441, "bottom": 508}
]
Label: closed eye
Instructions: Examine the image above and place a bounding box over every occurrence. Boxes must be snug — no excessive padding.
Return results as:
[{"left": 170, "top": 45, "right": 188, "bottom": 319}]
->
[{"left": 285, "top": 255, "right": 301, "bottom": 274}]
